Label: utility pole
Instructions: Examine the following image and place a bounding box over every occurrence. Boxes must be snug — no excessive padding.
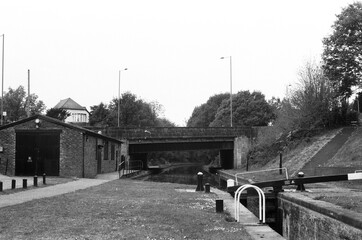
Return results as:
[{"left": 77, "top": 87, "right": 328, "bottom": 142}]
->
[
  {"left": 221, "top": 56, "right": 233, "bottom": 127},
  {"left": 1, "top": 34, "right": 4, "bottom": 125},
  {"left": 27, "top": 69, "right": 30, "bottom": 117}
]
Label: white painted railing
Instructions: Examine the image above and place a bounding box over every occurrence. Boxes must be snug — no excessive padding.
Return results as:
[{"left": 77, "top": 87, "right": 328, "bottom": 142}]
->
[
  {"left": 234, "top": 184, "right": 265, "bottom": 224},
  {"left": 235, "top": 167, "right": 289, "bottom": 185}
]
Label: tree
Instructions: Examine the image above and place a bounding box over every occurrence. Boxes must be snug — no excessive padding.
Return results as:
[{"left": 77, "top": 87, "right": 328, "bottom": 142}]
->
[
  {"left": 89, "top": 103, "right": 111, "bottom": 126},
  {"left": 46, "top": 108, "right": 70, "bottom": 121},
  {"left": 108, "top": 92, "right": 158, "bottom": 127},
  {"left": 210, "top": 91, "right": 275, "bottom": 127},
  {"left": 3, "top": 86, "right": 45, "bottom": 122},
  {"left": 155, "top": 118, "right": 176, "bottom": 127},
  {"left": 290, "top": 61, "right": 336, "bottom": 128},
  {"left": 89, "top": 92, "right": 165, "bottom": 127},
  {"left": 322, "top": 2, "right": 362, "bottom": 99},
  {"left": 27, "top": 94, "right": 46, "bottom": 116},
  {"left": 187, "top": 93, "right": 229, "bottom": 127}
]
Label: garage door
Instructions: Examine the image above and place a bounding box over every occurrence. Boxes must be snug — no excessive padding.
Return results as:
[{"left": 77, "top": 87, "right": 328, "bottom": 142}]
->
[{"left": 15, "top": 131, "right": 60, "bottom": 176}]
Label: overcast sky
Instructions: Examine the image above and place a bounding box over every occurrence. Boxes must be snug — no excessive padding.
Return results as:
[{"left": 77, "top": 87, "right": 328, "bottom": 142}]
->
[{"left": 0, "top": 0, "right": 357, "bottom": 126}]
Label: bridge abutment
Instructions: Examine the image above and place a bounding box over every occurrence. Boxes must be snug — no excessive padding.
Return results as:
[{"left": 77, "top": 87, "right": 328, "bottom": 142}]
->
[{"left": 233, "top": 136, "right": 250, "bottom": 169}]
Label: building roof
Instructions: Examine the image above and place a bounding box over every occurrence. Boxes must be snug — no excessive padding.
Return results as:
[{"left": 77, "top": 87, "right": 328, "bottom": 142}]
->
[
  {"left": 0, "top": 114, "right": 123, "bottom": 144},
  {"left": 54, "top": 98, "right": 87, "bottom": 111}
]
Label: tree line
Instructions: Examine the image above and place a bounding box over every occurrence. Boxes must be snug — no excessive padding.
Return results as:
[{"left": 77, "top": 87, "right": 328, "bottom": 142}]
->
[{"left": 0, "top": 87, "right": 175, "bottom": 127}]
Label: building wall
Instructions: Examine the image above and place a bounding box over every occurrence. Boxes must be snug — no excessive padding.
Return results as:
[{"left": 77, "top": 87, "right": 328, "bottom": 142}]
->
[
  {"left": 83, "top": 136, "right": 121, "bottom": 177},
  {"left": 0, "top": 127, "right": 16, "bottom": 175},
  {"left": 100, "top": 140, "right": 119, "bottom": 174},
  {"left": 59, "top": 126, "right": 83, "bottom": 177},
  {"left": 65, "top": 109, "right": 89, "bottom": 123},
  {"left": 84, "top": 136, "right": 97, "bottom": 178}
]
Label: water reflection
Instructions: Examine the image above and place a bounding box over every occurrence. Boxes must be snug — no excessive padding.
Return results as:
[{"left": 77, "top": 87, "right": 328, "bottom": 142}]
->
[{"left": 145, "top": 165, "right": 219, "bottom": 187}]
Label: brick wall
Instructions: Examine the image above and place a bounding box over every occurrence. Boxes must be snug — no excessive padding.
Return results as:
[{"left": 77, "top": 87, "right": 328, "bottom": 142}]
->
[
  {"left": 59, "top": 127, "right": 83, "bottom": 177},
  {"left": 84, "top": 136, "right": 97, "bottom": 178},
  {"left": 99, "top": 127, "right": 259, "bottom": 139},
  {"left": 0, "top": 127, "right": 16, "bottom": 175}
]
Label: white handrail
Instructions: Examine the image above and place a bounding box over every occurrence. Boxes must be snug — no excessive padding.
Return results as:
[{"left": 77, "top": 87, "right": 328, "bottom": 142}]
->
[
  {"left": 235, "top": 167, "right": 289, "bottom": 185},
  {"left": 118, "top": 161, "right": 125, "bottom": 169},
  {"left": 234, "top": 184, "right": 265, "bottom": 223}
]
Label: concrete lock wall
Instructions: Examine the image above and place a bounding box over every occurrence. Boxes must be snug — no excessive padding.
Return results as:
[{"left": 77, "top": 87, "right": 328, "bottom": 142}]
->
[
  {"left": 234, "top": 136, "right": 250, "bottom": 169},
  {"left": 279, "top": 193, "right": 362, "bottom": 240}
]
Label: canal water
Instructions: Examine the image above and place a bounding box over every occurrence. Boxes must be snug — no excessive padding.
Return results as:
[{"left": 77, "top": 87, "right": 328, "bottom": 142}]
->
[{"left": 144, "top": 165, "right": 220, "bottom": 187}]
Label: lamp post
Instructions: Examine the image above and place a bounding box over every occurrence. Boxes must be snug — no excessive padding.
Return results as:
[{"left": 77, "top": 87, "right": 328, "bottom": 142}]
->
[
  {"left": 221, "top": 56, "right": 233, "bottom": 127},
  {"left": 0, "top": 34, "right": 4, "bottom": 125},
  {"left": 118, "top": 68, "right": 127, "bottom": 127}
]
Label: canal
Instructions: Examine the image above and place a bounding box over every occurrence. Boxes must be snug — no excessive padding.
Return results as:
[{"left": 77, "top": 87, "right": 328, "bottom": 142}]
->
[{"left": 143, "top": 164, "right": 220, "bottom": 188}]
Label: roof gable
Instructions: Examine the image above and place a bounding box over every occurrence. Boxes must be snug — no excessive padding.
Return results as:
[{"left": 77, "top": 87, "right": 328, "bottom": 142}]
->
[{"left": 54, "top": 98, "right": 86, "bottom": 110}]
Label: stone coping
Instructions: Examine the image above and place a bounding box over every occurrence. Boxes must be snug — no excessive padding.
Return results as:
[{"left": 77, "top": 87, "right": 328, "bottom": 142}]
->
[{"left": 279, "top": 192, "right": 362, "bottom": 230}]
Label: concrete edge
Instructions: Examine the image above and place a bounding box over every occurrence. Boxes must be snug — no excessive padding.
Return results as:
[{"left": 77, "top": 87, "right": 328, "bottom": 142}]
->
[
  {"left": 279, "top": 192, "right": 362, "bottom": 230},
  {"left": 212, "top": 188, "right": 285, "bottom": 240}
]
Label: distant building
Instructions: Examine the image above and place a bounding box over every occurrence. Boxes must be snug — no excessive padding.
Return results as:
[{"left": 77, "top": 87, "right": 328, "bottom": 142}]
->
[{"left": 54, "top": 98, "right": 89, "bottom": 124}]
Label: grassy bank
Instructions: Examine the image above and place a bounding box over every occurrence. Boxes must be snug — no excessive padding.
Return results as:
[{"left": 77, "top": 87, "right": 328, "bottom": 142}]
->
[{"left": 0, "top": 179, "right": 253, "bottom": 240}]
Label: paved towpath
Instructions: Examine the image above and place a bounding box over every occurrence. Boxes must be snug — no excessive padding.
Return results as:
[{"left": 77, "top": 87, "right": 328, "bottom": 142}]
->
[
  {"left": 301, "top": 127, "right": 356, "bottom": 175},
  {"left": 0, "top": 172, "right": 119, "bottom": 208}
]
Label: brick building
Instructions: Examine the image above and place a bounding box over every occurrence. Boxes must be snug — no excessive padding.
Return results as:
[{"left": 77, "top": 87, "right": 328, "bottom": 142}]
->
[{"left": 0, "top": 115, "right": 123, "bottom": 178}]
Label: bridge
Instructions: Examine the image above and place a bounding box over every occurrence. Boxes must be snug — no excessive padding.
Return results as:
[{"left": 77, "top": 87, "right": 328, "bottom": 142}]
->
[{"left": 92, "top": 127, "right": 259, "bottom": 169}]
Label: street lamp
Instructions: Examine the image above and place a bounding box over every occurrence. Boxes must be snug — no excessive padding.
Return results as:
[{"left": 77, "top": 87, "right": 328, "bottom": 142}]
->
[
  {"left": 221, "top": 56, "right": 233, "bottom": 127},
  {"left": 118, "top": 68, "right": 128, "bottom": 127},
  {"left": 0, "top": 34, "right": 4, "bottom": 125}
]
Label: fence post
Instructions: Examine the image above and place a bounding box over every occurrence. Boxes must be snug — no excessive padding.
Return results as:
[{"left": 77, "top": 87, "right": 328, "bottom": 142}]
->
[{"left": 279, "top": 153, "right": 283, "bottom": 175}]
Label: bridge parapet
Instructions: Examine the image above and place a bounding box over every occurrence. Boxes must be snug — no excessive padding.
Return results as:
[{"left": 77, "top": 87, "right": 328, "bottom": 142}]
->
[{"left": 96, "top": 127, "right": 258, "bottom": 140}]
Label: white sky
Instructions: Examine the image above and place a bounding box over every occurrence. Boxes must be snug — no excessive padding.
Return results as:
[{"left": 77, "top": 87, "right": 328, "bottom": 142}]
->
[{"left": 0, "top": 0, "right": 357, "bottom": 126}]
